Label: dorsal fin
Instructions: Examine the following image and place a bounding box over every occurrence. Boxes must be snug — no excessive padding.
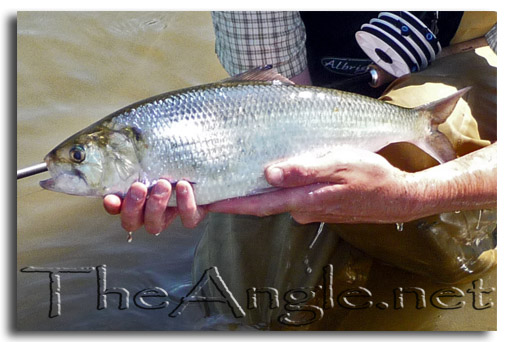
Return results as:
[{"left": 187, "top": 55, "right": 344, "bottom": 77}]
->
[{"left": 221, "top": 65, "right": 295, "bottom": 85}]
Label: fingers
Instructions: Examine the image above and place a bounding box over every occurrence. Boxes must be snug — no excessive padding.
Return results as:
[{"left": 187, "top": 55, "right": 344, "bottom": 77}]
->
[
  {"left": 265, "top": 151, "right": 350, "bottom": 187},
  {"left": 176, "top": 181, "right": 207, "bottom": 228},
  {"left": 143, "top": 180, "right": 175, "bottom": 235},
  {"left": 103, "top": 194, "right": 122, "bottom": 215},
  {"left": 120, "top": 182, "right": 148, "bottom": 232},
  {"left": 104, "top": 180, "right": 207, "bottom": 235}
]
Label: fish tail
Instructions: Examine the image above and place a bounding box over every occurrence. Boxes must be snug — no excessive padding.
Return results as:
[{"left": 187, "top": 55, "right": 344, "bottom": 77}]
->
[{"left": 412, "top": 87, "right": 472, "bottom": 163}]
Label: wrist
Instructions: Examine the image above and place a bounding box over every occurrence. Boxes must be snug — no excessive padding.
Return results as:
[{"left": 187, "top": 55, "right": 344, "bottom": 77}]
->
[
  {"left": 398, "top": 170, "right": 436, "bottom": 221},
  {"left": 400, "top": 151, "right": 497, "bottom": 220},
  {"left": 403, "top": 169, "right": 450, "bottom": 220}
]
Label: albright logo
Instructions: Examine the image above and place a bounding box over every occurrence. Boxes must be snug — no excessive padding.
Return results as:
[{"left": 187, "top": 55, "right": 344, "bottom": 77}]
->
[
  {"left": 20, "top": 264, "right": 495, "bottom": 327},
  {"left": 321, "top": 57, "right": 372, "bottom": 76}
]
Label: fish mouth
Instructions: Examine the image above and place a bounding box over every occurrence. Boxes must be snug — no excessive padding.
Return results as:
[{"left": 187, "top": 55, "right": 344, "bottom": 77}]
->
[
  {"left": 39, "top": 178, "right": 56, "bottom": 191},
  {"left": 39, "top": 156, "right": 55, "bottom": 190},
  {"left": 39, "top": 168, "right": 96, "bottom": 196},
  {"left": 40, "top": 155, "right": 58, "bottom": 191}
]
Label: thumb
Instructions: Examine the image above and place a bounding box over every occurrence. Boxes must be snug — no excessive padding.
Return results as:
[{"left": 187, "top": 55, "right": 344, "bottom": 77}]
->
[
  {"left": 265, "top": 148, "right": 392, "bottom": 188},
  {"left": 265, "top": 151, "right": 350, "bottom": 187}
]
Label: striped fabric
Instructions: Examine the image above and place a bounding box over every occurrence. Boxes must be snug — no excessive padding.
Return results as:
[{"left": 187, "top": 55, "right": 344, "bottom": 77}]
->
[
  {"left": 485, "top": 24, "right": 497, "bottom": 54},
  {"left": 211, "top": 11, "right": 308, "bottom": 78}
]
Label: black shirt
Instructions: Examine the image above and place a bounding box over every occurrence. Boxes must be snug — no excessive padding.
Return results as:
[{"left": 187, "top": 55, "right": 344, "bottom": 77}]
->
[{"left": 300, "top": 11, "right": 463, "bottom": 97}]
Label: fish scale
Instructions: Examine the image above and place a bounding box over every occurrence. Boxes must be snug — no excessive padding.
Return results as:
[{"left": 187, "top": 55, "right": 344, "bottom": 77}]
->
[
  {"left": 40, "top": 68, "right": 466, "bottom": 205},
  {"left": 107, "top": 82, "right": 419, "bottom": 205}
]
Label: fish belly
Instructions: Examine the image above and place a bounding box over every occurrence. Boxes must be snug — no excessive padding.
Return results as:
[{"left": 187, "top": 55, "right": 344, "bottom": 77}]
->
[{"left": 111, "top": 83, "right": 420, "bottom": 205}]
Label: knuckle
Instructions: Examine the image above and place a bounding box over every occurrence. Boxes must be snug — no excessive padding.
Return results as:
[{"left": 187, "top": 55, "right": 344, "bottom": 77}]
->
[
  {"left": 144, "top": 221, "right": 164, "bottom": 234},
  {"left": 178, "top": 202, "right": 195, "bottom": 216},
  {"left": 121, "top": 219, "right": 142, "bottom": 231},
  {"left": 121, "top": 210, "right": 143, "bottom": 231},
  {"left": 146, "top": 196, "right": 167, "bottom": 215},
  {"left": 180, "top": 209, "right": 206, "bottom": 229},
  {"left": 183, "top": 222, "right": 196, "bottom": 229},
  {"left": 256, "top": 211, "right": 271, "bottom": 217},
  {"left": 291, "top": 213, "right": 312, "bottom": 224},
  {"left": 181, "top": 217, "right": 198, "bottom": 229},
  {"left": 143, "top": 211, "right": 160, "bottom": 227},
  {"left": 293, "top": 166, "right": 317, "bottom": 180},
  {"left": 104, "top": 205, "right": 120, "bottom": 216}
]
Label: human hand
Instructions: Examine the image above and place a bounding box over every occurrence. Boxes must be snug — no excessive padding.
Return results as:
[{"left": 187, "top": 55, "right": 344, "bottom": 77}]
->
[
  {"left": 208, "top": 147, "right": 422, "bottom": 224},
  {"left": 103, "top": 179, "right": 208, "bottom": 235}
]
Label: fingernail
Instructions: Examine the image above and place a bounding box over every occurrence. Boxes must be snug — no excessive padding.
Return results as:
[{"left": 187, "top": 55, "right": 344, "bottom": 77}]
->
[
  {"left": 267, "top": 167, "right": 284, "bottom": 185},
  {"left": 178, "top": 184, "right": 188, "bottom": 195},
  {"left": 130, "top": 187, "right": 145, "bottom": 201},
  {"left": 154, "top": 181, "right": 169, "bottom": 196}
]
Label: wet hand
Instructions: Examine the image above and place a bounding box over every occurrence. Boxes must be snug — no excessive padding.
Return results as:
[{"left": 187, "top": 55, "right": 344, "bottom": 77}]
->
[
  {"left": 209, "top": 147, "right": 420, "bottom": 224},
  {"left": 103, "top": 180, "right": 208, "bottom": 235}
]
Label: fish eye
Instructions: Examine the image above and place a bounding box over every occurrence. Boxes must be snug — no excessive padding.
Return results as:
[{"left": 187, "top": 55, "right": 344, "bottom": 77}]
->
[{"left": 69, "top": 145, "right": 86, "bottom": 163}]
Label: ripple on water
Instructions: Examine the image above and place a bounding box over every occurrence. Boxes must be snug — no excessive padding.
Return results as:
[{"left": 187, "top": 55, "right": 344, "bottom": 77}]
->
[{"left": 107, "top": 13, "right": 170, "bottom": 36}]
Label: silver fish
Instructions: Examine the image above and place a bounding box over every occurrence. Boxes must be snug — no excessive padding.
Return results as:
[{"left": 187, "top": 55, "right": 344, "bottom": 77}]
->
[{"left": 40, "top": 67, "right": 468, "bottom": 205}]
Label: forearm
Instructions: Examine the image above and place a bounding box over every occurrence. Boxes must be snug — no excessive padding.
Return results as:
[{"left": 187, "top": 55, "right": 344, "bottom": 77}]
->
[{"left": 407, "top": 143, "right": 497, "bottom": 218}]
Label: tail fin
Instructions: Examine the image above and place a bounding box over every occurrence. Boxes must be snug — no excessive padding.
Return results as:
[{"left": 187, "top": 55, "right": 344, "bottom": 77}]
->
[{"left": 412, "top": 87, "right": 472, "bottom": 163}]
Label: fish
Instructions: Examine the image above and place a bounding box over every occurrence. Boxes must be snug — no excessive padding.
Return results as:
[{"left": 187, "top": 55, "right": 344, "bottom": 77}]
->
[{"left": 40, "top": 66, "right": 469, "bottom": 206}]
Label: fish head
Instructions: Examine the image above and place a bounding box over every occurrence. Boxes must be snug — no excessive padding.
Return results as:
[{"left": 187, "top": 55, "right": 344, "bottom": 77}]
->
[{"left": 40, "top": 126, "right": 141, "bottom": 198}]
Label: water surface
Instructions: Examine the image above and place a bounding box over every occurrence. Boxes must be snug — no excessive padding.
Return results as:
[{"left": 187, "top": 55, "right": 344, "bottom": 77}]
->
[{"left": 17, "top": 11, "right": 229, "bottom": 330}]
